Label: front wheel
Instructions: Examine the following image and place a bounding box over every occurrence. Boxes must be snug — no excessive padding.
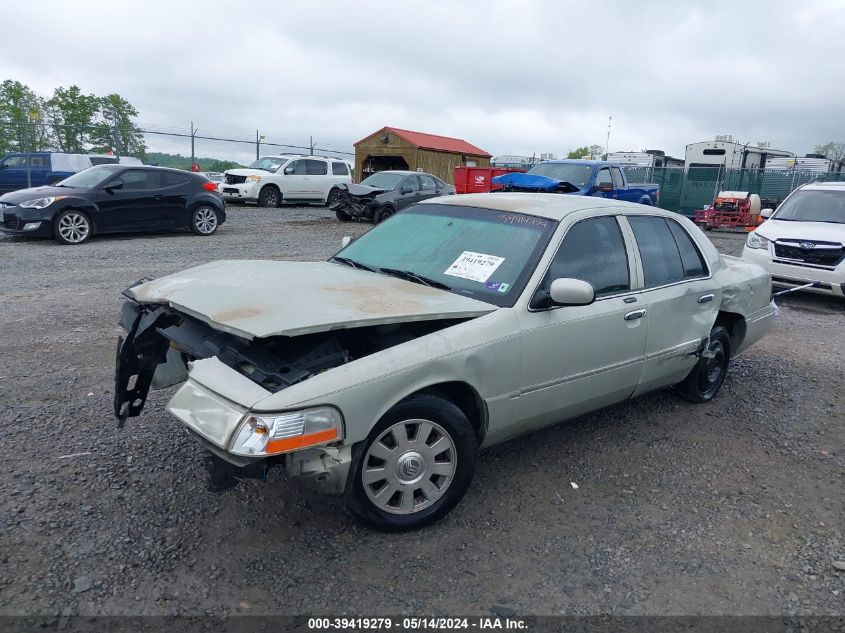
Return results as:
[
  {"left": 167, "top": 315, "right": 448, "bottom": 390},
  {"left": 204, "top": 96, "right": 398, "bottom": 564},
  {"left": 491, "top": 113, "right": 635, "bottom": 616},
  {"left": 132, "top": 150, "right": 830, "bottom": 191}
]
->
[
  {"left": 326, "top": 188, "right": 341, "bottom": 207},
  {"left": 373, "top": 204, "right": 396, "bottom": 224},
  {"left": 344, "top": 394, "right": 477, "bottom": 531},
  {"left": 677, "top": 325, "right": 731, "bottom": 403},
  {"left": 190, "top": 206, "right": 220, "bottom": 235},
  {"left": 258, "top": 186, "right": 281, "bottom": 208},
  {"left": 53, "top": 210, "right": 92, "bottom": 245},
  {"left": 335, "top": 209, "right": 352, "bottom": 222}
]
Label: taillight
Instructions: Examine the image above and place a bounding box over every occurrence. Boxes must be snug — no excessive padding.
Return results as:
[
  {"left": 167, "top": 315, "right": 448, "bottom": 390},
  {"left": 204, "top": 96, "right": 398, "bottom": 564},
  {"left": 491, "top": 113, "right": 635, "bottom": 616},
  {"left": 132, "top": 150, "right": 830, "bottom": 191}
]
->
[{"left": 202, "top": 182, "right": 218, "bottom": 191}]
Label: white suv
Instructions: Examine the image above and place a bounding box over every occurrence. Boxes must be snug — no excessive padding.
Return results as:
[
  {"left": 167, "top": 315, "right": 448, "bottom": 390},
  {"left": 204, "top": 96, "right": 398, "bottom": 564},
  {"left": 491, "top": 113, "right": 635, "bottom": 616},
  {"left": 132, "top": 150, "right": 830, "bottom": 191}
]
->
[
  {"left": 742, "top": 181, "right": 845, "bottom": 298},
  {"left": 220, "top": 155, "right": 353, "bottom": 207}
]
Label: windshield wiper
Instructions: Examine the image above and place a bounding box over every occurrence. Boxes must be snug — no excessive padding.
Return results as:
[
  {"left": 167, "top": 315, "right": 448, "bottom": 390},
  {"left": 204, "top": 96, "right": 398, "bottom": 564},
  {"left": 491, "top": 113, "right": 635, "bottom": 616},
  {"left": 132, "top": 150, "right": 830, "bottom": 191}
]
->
[
  {"left": 379, "top": 267, "right": 451, "bottom": 290},
  {"left": 331, "top": 256, "right": 376, "bottom": 272}
]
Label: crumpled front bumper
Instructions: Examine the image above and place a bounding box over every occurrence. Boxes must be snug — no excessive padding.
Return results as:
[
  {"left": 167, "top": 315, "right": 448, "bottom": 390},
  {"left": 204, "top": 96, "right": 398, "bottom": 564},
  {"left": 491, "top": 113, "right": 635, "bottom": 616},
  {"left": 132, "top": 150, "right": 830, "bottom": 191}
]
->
[{"left": 167, "top": 376, "right": 352, "bottom": 494}]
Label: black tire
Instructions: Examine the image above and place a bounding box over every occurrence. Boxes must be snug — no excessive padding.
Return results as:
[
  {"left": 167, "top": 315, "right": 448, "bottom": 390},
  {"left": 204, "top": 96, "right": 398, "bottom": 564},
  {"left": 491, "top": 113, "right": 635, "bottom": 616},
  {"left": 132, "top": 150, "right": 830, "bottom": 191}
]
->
[
  {"left": 258, "top": 185, "right": 281, "bottom": 208},
  {"left": 326, "top": 188, "right": 341, "bottom": 207},
  {"left": 373, "top": 204, "right": 396, "bottom": 224},
  {"left": 677, "top": 325, "right": 731, "bottom": 403},
  {"left": 335, "top": 209, "right": 352, "bottom": 222},
  {"left": 344, "top": 394, "right": 477, "bottom": 531},
  {"left": 190, "top": 205, "right": 221, "bottom": 235},
  {"left": 53, "top": 209, "right": 92, "bottom": 245}
]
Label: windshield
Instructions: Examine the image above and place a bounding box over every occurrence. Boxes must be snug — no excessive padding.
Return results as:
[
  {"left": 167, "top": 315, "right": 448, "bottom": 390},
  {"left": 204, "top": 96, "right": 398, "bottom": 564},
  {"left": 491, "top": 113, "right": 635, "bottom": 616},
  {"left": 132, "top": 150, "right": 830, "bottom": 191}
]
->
[
  {"left": 773, "top": 189, "right": 845, "bottom": 223},
  {"left": 526, "top": 163, "right": 594, "bottom": 188},
  {"left": 56, "top": 166, "right": 115, "bottom": 188},
  {"left": 248, "top": 157, "right": 289, "bottom": 172},
  {"left": 334, "top": 204, "right": 557, "bottom": 307},
  {"left": 359, "top": 172, "right": 407, "bottom": 190}
]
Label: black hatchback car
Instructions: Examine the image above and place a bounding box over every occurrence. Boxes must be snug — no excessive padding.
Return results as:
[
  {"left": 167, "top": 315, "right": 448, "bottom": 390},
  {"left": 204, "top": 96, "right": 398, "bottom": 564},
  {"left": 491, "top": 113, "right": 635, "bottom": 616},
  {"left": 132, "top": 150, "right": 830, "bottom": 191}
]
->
[{"left": 0, "top": 165, "right": 225, "bottom": 244}]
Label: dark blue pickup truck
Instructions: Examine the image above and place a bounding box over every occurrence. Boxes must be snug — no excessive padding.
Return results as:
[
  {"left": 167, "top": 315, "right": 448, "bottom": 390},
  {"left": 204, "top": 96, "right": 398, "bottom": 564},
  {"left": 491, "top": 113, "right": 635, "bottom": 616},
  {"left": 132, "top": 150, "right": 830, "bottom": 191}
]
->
[{"left": 492, "top": 159, "right": 660, "bottom": 206}]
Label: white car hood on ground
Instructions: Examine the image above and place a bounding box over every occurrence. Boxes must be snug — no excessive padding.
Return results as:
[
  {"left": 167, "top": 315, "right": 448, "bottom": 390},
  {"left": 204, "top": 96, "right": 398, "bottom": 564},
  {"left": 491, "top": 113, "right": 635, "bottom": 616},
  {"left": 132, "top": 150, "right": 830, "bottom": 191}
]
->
[
  {"left": 129, "top": 260, "right": 497, "bottom": 339},
  {"left": 757, "top": 219, "right": 845, "bottom": 243}
]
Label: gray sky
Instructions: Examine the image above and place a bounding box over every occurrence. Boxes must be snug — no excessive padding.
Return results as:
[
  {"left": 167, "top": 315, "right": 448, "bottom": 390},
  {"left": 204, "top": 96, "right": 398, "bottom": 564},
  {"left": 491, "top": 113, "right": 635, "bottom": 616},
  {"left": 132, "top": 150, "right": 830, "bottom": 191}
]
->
[{"left": 3, "top": 0, "right": 843, "bottom": 163}]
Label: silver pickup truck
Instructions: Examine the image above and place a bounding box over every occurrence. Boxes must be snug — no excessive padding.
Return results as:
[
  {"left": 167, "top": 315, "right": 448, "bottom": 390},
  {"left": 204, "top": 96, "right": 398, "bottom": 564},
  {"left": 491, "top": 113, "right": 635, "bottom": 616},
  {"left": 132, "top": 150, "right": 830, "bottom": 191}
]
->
[{"left": 113, "top": 193, "right": 776, "bottom": 531}]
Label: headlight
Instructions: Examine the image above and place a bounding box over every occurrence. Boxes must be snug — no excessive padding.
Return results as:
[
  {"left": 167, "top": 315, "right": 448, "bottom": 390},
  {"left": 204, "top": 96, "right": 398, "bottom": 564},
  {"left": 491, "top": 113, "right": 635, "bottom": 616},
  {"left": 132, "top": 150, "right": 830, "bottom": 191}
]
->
[
  {"left": 18, "top": 196, "right": 66, "bottom": 209},
  {"left": 746, "top": 231, "right": 770, "bottom": 250},
  {"left": 246, "top": 175, "right": 262, "bottom": 183},
  {"left": 230, "top": 406, "right": 343, "bottom": 456}
]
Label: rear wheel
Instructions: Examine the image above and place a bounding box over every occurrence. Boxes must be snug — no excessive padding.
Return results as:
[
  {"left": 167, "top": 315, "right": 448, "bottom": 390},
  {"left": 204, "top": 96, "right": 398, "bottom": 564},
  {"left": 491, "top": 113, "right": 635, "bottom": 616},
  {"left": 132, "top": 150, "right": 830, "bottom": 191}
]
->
[
  {"left": 190, "top": 206, "right": 220, "bottom": 235},
  {"left": 677, "top": 325, "right": 731, "bottom": 403},
  {"left": 344, "top": 394, "right": 477, "bottom": 531},
  {"left": 258, "top": 186, "right": 281, "bottom": 208},
  {"left": 53, "top": 210, "right": 92, "bottom": 245}
]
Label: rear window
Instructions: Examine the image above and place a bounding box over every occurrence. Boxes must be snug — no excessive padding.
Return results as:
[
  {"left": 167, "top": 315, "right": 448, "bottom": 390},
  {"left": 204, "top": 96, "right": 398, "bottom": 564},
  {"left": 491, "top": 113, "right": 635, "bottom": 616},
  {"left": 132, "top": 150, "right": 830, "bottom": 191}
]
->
[
  {"left": 163, "top": 172, "right": 191, "bottom": 187},
  {"left": 667, "top": 220, "right": 707, "bottom": 277},
  {"left": 305, "top": 159, "right": 327, "bottom": 175},
  {"left": 332, "top": 162, "right": 349, "bottom": 176}
]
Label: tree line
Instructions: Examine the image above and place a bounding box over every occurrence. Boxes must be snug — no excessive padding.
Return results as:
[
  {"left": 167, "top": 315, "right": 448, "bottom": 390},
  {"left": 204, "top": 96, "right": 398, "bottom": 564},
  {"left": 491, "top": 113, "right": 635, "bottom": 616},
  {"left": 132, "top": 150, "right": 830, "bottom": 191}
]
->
[{"left": 0, "top": 80, "right": 146, "bottom": 159}]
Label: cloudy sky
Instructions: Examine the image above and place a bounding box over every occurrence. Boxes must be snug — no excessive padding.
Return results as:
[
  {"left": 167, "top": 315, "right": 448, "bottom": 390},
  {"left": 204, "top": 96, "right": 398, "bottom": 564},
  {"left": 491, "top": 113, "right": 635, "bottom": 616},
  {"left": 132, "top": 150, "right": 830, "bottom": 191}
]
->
[{"left": 2, "top": 0, "right": 843, "bottom": 163}]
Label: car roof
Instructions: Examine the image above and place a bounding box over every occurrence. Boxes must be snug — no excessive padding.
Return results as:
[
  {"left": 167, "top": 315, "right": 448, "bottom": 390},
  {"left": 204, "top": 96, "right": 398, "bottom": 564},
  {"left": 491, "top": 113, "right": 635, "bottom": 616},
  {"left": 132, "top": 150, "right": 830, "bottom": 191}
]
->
[
  {"left": 91, "top": 164, "right": 202, "bottom": 176},
  {"left": 799, "top": 181, "right": 845, "bottom": 192},
  {"left": 420, "top": 192, "right": 675, "bottom": 221}
]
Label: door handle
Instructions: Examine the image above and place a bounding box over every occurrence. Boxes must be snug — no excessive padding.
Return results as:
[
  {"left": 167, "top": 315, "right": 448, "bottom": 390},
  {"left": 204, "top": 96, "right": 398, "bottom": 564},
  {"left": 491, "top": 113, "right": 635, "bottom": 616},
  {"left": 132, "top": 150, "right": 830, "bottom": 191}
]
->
[
  {"left": 153, "top": 195, "right": 163, "bottom": 200},
  {"left": 624, "top": 309, "right": 647, "bottom": 321},
  {"left": 697, "top": 294, "right": 715, "bottom": 304}
]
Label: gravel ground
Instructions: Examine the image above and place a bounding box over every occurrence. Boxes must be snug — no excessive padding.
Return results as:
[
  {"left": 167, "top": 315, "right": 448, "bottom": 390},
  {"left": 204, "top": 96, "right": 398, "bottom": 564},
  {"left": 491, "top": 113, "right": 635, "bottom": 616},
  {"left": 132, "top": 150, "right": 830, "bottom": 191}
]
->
[{"left": 0, "top": 206, "right": 843, "bottom": 618}]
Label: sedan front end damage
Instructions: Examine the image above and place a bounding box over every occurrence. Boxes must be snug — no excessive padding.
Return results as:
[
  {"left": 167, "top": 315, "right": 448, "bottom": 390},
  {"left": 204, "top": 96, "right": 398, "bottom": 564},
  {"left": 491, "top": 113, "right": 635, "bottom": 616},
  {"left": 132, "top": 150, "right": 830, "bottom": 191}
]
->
[{"left": 329, "top": 183, "right": 387, "bottom": 221}]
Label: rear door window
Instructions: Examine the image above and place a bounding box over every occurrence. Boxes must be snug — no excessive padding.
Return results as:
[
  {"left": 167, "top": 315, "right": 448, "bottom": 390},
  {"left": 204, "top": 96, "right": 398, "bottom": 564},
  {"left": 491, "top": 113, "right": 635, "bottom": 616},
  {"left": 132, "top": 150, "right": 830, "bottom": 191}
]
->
[
  {"left": 420, "top": 175, "right": 437, "bottom": 190},
  {"left": 305, "top": 159, "right": 328, "bottom": 175},
  {"left": 628, "top": 216, "right": 685, "bottom": 287},
  {"left": 539, "top": 216, "right": 630, "bottom": 300},
  {"left": 667, "top": 220, "right": 707, "bottom": 277}
]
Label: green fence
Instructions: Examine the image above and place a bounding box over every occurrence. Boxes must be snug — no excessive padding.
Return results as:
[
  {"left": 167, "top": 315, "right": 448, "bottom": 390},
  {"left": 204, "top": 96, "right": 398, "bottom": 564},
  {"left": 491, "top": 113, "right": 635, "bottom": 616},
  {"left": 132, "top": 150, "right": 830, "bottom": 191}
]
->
[{"left": 622, "top": 166, "right": 845, "bottom": 216}]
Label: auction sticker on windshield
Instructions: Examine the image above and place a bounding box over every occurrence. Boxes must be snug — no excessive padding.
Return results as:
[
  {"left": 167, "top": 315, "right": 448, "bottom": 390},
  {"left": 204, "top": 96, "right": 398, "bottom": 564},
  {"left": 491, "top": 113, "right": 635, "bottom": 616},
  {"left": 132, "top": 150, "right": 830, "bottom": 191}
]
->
[{"left": 444, "top": 251, "right": 505, "bottom": 283}]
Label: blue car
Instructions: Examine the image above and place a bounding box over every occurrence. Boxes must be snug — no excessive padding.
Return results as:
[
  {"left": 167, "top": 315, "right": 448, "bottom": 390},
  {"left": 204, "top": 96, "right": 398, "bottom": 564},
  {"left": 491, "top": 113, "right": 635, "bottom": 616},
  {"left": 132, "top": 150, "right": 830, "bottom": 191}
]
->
[{"left": 0, "top": 152, "right": 124, "bottom": 194}]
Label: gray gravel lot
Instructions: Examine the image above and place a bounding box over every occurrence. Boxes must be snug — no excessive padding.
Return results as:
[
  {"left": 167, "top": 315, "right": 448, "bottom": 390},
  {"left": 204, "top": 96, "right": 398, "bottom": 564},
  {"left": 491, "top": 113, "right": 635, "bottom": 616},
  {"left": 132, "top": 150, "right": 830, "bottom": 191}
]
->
[{"left": 0, "top": 205, "right": 843, "bottom": 618}]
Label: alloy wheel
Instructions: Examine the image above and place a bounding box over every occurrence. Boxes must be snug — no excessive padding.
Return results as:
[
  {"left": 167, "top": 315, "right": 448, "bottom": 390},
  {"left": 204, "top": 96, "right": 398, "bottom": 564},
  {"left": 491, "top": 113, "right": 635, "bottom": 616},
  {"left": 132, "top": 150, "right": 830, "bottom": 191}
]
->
[
  {"left": 58, "top": 213, "right": 90, "bottom": 243},
  {"left": 194, "top": 207, "right": 218, "bottom": 234}
]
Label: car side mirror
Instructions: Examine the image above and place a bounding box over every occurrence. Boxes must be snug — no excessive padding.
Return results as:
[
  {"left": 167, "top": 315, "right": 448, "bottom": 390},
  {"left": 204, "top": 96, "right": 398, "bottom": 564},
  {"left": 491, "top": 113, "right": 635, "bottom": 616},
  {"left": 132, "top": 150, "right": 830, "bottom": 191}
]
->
[
  {"left": 400, "top": 187, "right": 413, "bottom": 194},
  {"left": 103, "top": 180, "right": 123, "bottom": 191},
  {"left": 593, "top": 182, "right": 614, "bottom": 193},
  {"left": 340, "top": 236, "right": 353, "bottom": 248},
  {"left": 760, "top": 208, "right": 773, "bottom": 218},
  {"left": 284, "top": 167, "right": 294, "bottom": 175},
  {"left": 549, "top": 278, "right": 595, "bottom": 306}
]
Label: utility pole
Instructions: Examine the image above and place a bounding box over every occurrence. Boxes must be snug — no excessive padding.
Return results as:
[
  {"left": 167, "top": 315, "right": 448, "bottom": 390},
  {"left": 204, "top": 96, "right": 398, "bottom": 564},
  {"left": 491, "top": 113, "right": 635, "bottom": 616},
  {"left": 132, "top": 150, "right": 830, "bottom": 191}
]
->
[
  {"left": 255, "top": 130, "right": 261, "bottom": 160},
  {"left": 310, "top": 135, "right": 314, "bottom": 155},
  {"left": 190, "top": 121, "right": 196, "bottom": 168},
  {"left": 605, "top": 116, "right": 612, "bottom": 160},
  {"left": 22, "top": 114, "right": 31, "bottom": 189}
]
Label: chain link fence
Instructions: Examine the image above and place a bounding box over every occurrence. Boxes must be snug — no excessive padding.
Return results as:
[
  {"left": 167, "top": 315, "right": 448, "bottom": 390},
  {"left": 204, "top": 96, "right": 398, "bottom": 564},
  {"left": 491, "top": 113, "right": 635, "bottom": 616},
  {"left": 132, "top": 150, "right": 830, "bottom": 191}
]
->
[
  {"left": 0, "top": 120, "right": 354, "bottom": 194},
  {"left": 623, "top": 165, "right": 845, "bottom": 215}
]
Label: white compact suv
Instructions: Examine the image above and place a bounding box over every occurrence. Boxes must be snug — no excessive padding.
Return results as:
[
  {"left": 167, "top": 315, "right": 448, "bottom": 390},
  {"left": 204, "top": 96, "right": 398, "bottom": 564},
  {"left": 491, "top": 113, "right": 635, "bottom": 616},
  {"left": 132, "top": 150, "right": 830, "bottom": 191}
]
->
[
  {"left": 220, "top": 155, "right": 353, "bottom": 207},
  {"left": 742, "top": 181, "right": 845, "bottom": 298}
]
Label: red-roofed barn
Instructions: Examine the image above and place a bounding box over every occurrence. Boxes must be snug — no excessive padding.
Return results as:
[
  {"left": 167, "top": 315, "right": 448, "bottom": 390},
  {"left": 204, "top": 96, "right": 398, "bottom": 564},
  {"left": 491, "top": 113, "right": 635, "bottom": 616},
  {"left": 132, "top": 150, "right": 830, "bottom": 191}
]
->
[{"left": 354, "top": 126, "right": 491, "bottom": 184}]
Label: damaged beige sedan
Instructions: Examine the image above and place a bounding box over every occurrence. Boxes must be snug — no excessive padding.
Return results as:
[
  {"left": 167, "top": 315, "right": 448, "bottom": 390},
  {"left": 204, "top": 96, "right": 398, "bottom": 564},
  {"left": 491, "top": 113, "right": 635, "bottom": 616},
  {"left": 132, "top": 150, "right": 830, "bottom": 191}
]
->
[{"left": 114, "top": 194, "right": 776, "bottom": 530}]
